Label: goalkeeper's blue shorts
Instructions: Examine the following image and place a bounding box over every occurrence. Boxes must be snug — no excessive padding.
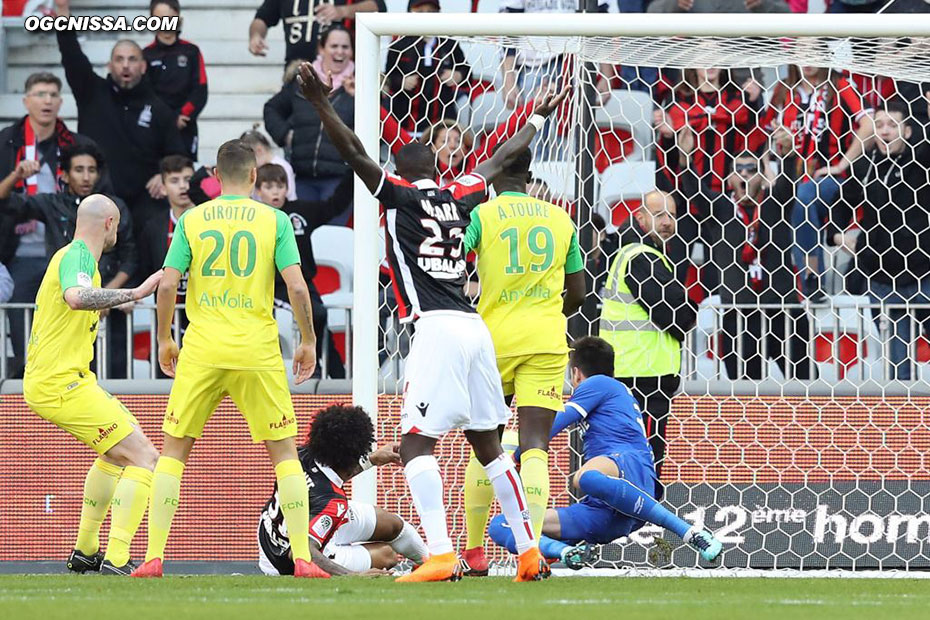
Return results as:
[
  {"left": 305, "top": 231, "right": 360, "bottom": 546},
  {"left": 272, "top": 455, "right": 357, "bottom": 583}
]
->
[{"left": 557, "top": 451, "right": 659, "bottom": 545}]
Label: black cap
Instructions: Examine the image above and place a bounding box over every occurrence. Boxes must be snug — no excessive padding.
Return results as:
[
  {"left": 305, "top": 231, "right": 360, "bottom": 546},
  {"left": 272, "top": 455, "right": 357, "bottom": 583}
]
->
[{"left": 408, "top": 0, "right": 440, "bottom": 9}]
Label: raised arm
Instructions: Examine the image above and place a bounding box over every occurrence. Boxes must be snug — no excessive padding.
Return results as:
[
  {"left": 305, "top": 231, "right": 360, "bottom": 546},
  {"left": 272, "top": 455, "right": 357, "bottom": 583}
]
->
[
  {"left": 472, "top": 86, "right": 569, "bottom": 182},
  {"left": 54, "top": 1, "right": 99, "bottom": 104},
  {"left": 297, "top": 64, "right": 384, "bottom": 194}
]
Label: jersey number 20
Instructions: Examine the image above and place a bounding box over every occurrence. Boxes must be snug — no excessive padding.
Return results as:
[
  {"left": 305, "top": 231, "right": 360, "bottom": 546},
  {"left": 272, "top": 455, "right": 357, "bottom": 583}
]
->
[{"left": 200, "top": 229, "right": 257, "bottom": 277}]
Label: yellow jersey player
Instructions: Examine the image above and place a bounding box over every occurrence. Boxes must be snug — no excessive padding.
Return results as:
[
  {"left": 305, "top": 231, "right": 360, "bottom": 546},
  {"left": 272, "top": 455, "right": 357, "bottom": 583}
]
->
[
  {"left": 461, "top": 148, "right": 586, "bottom": 574},
  {"left": 132, "top": 140, "right": 324, "bottom": 579},
  {"left": 23, "top": 195, "right": 163, "bottom": 575}
]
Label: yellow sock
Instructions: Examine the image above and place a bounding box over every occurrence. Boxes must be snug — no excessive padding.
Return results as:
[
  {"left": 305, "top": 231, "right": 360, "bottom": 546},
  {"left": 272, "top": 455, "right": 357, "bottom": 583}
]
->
[
  {"left": 275, "top": 459, "right": 311, "bottom": 563},
  {"left": 143, "top": 457, "right": 185, "bottom": 563},
  {"left": 74, "top": 458, "right": 123, "bottom": 555},
  {"left": 464, "top": 453, "right": 495, "bottom": 549},
  {"left": 520, "top": 449, "right": 550, "bottom": 540},
  {"left": 104, "top": 466, "right": 153, "bottom": 566}
]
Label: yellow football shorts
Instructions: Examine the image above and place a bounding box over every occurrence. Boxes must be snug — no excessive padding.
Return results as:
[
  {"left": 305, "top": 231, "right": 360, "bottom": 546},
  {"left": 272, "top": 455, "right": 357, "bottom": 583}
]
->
[
  {"left": 26, "top": 373, "right": 138, "bottom": 455},
  {"left": 164, "top": 358, "right": 297, "bottom": 442},
  {"left": 497, "top": 352, "right": 568, "bottom": 411}
]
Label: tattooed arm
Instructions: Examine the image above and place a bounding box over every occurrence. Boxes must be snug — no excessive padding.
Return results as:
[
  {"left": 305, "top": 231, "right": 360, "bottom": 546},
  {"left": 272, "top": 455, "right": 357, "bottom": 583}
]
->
[
  {"left": 280, "top": 264, "right": 317, "bottom": 383},
  {"left": 64, "top": 270, "right": 163, "bottom": 311}
]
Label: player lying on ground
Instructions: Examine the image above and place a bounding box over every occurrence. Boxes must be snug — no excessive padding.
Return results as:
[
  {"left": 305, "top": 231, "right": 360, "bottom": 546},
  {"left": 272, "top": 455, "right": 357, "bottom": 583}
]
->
[
  {"left": 19, "top": 194, "right": 163, "bottom": 575},
  {"left": 297, "top": 62, "right": 568, "bottom": 582},
  {"left": 460, "top": 145, "right": 587, "bottom": 576},
  {"left": 258, "top": 404, "right": 429, "bottom": 577},
  {"left": 488, "top": 337, "right": 723, "bottom": 567},
  {"left": 132, "top": 140, "right": 322, "bottom": 578}
]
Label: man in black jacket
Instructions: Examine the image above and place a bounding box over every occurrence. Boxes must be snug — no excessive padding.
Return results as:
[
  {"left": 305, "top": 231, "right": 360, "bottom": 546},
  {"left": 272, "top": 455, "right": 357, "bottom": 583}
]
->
[
  {"left": 254, "top": 163, "right": 350, "bottom": 378},
  {"left": 55, "top": 0, "right": 185, "bottom": 232},
  {"left": 603, "top": 190, "right": 697, "bottom": 475},
  {"left": 1, "top": 143, "right": 137, "bottom": 379},
  {"left": 681, "top": 147, "right": 812, "bottom": 381},
  {"left": 263, "top": 65, "right": 353, "bottom": 204},
  {"left": 144, "top": 0, "right": 209, "bottom": 159},
  {"left": 831, "top": 101, "right": 930, "bottom": 381}
]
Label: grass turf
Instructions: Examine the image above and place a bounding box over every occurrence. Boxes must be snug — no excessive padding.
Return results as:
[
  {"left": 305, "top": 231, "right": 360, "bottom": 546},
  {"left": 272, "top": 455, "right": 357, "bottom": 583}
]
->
[{"left": 2, "top": 575, "right": 929, "bottom": 619}]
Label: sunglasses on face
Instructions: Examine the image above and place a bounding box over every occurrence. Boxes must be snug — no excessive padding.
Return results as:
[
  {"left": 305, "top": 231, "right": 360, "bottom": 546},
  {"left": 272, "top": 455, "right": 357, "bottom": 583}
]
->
[{"left": 734, "top": 163, "right": 759, "bottom": 174}]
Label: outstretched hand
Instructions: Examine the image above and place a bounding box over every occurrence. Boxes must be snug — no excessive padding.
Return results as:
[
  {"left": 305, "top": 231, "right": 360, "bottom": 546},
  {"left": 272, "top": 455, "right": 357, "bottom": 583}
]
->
[
  {"left": 533, "top": 85, "right": 571, "bottom": 118},
  {"left": 297, "top": 62, "right": 333, "bottom": 106},
  {"left": 369, "top": 443, "right": 402, "bottom": 467}
]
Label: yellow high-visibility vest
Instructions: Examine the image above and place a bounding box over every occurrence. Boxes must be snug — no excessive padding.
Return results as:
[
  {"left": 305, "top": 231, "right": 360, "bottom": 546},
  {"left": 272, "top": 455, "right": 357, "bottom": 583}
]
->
[{"left": 601, "top": 242, "right": 681, "bottom": 377}]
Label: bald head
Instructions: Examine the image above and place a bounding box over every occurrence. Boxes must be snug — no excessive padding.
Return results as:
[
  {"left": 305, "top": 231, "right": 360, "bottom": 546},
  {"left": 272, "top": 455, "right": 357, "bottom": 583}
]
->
[
  {"left": 635, "top": 190, "right": 676, "bottom": 243},
  {"left": 109, "top": 40, "right": 146, "bottom": 90},
  {"left": 76, "top": 194, "right": 121, "bottom": 252}
]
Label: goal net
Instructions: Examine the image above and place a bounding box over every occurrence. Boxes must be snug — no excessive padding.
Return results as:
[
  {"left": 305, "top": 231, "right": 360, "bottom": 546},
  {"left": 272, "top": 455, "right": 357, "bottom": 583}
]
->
[{"left": 356, "top": 13, "right": 930, "bottom": 571}]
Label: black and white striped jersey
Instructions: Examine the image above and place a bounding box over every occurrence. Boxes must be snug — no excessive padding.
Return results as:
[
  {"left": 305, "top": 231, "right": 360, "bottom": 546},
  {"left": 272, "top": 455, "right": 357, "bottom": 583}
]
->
[{"left": 375, "top": 171, "right": 488, "bottom": 323}]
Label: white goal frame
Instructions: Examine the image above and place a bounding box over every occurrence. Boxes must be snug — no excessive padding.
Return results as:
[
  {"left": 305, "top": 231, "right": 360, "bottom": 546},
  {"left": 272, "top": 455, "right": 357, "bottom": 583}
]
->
[{"left": 349, "top": 12, "right": 930, "bottom": 503}]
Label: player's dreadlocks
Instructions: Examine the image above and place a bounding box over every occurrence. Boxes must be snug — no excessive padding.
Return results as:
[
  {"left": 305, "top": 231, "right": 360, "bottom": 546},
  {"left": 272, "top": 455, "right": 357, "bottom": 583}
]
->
[{"left": 305, "top": 405, "right": 375, "bottom": 474}]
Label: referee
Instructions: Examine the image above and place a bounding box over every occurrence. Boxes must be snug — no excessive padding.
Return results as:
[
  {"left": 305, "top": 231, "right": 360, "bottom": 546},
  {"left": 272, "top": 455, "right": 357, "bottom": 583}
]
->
[{"left": 599, "top": 190, "right": 696, "bottom": 477}]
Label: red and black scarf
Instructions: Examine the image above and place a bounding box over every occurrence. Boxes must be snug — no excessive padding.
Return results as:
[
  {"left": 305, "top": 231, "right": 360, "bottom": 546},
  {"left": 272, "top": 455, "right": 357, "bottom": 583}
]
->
[
  {"left": 14, "top": 116, "right": 76, "bottom": 195},
  {"left": 734, "top": 193, "right": 764, "bottom": 291}
]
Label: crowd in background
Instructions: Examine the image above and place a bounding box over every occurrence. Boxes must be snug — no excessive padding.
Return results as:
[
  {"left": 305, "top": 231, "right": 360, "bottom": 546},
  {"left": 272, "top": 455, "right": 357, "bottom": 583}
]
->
[{"left": 2, "top": 0, "right": 930, "bottom": 381}]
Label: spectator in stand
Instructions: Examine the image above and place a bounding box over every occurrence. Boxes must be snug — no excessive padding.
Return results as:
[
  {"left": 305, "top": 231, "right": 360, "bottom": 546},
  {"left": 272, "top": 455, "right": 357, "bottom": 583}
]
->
[
  {"left": 418, "top": 101, "right": 539, "bottom": 185},
  {"left": 678, "top": 130, "right": 812, "bottom": 380},
  {"left": 648, "top": 0, "right": 789, "bottom": 12},
  {"left": 1, "top": 143, "right": 136, "bottom": 379},
  {"left": 54, "top": 0, "right": 186, "bottom": 233},
  {"left": 254, "top": 163, "right": 350, "bottom": 378},
  {"left": 241, "top": 127, "right": 297, "bottom": 201},
  {"left": 136, "top": 155, "right": 195, "bottom": 378},
  {"left": 249, "top": 0, "right": 384, "bottom": 66},
  {"left": 657, "top": 68, "right": 762, "bottom": 194},
  {"left": 0, "top": 71, "right": 99, "bottom": 378},
  {"left": 767, "top": 65, "right": 874, "bottom": 301},
  {"left": 830, "top": 101, "right": 930, "bottom": 381},
  {"left": 264, "top": 25, "right": 354, "bottom": 208},
  {"left": 144, "top": 0, "right": 209, "bottom": 160},
  {"left": 384, "top": 0, "right": 470, "bottom": 136}
]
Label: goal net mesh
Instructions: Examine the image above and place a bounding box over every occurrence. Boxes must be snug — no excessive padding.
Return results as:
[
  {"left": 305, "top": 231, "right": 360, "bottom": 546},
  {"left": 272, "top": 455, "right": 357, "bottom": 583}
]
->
[{"left": 372, "top": 30, "right": 930, "bottom": 570}]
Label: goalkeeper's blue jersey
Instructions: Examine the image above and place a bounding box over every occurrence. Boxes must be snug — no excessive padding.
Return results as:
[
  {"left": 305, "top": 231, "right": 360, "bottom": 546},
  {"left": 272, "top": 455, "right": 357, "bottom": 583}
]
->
[{"left": 565, "top": 375, "right": 655, "bottom": 465}]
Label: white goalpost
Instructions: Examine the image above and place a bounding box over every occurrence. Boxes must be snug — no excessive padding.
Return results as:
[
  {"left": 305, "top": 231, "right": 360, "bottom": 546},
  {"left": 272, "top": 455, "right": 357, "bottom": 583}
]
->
[{"left": 351, "top": 12, "right": 930, "bottom": 572}]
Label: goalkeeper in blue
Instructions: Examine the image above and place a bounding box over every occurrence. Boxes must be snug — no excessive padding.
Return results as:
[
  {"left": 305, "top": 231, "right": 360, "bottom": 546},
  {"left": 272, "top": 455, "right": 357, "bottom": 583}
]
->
[{"left": 488, "top": 336, "right": 723, "bottom": 568}]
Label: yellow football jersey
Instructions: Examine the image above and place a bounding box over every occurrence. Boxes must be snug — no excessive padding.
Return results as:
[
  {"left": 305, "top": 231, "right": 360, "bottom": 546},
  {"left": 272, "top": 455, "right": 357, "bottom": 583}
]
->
[
  {"left": 464, "top": 191, "right": 584, "bottom": 357},
  {"left": 24, "top": 240, "right": 102, "bottom": 393},
  {"left": 163, "top": 195, "right": 300, "bottom": 370}
]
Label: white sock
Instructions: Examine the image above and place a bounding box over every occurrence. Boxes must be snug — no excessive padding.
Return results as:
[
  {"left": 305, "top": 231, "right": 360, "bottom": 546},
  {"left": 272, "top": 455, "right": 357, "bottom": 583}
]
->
[
  {"left": 390, "top": 520, "right": 430, "bottom": 564},
  {"left": 403, "top": 456, "right": 453, "bottom": 556},
  {"left": 483, "top": 453, "right": 537, "bottom": 554}
]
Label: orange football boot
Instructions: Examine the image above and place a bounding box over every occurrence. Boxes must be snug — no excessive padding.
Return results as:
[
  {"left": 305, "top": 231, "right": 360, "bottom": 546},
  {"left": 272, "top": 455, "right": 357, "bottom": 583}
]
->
[{"left": 395, "top": 552, "right": 462, "bottom": 583}]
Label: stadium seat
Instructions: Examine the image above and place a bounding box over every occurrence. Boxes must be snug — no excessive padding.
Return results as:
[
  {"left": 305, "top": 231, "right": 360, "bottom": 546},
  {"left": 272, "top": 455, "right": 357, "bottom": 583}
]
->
[
  {"left": 467, "top": 90, "right": 509, "bottom": 133},
  {"left": 312, "top": 226, "right": 355, "bottom": 366},
  {"left": 594, "top": 89, "right": 653, "bottom": 161},
  {"left": 810, "top": 295, "right": 881, "bottom": 382},
  {"left": 312, "top": 225, "right": 354, "bottom": 296},
  {"left": 597, "top": 161, "right": 655, "bottom": 225},
  {"left": 530, "top": 160, "right": 576, "bottom": 201}
]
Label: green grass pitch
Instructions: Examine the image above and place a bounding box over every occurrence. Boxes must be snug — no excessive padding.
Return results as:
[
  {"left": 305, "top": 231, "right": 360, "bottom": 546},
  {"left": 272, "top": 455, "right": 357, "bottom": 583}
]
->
[{"left": 2, "top": 575, "right": 929, "bottom": 619}]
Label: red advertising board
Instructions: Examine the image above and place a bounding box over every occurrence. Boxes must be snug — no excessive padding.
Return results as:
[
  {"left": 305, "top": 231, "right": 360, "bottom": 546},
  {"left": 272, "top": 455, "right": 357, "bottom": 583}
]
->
[{"left": 3, "top": 393, "right": 929, "bottom": 563}]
